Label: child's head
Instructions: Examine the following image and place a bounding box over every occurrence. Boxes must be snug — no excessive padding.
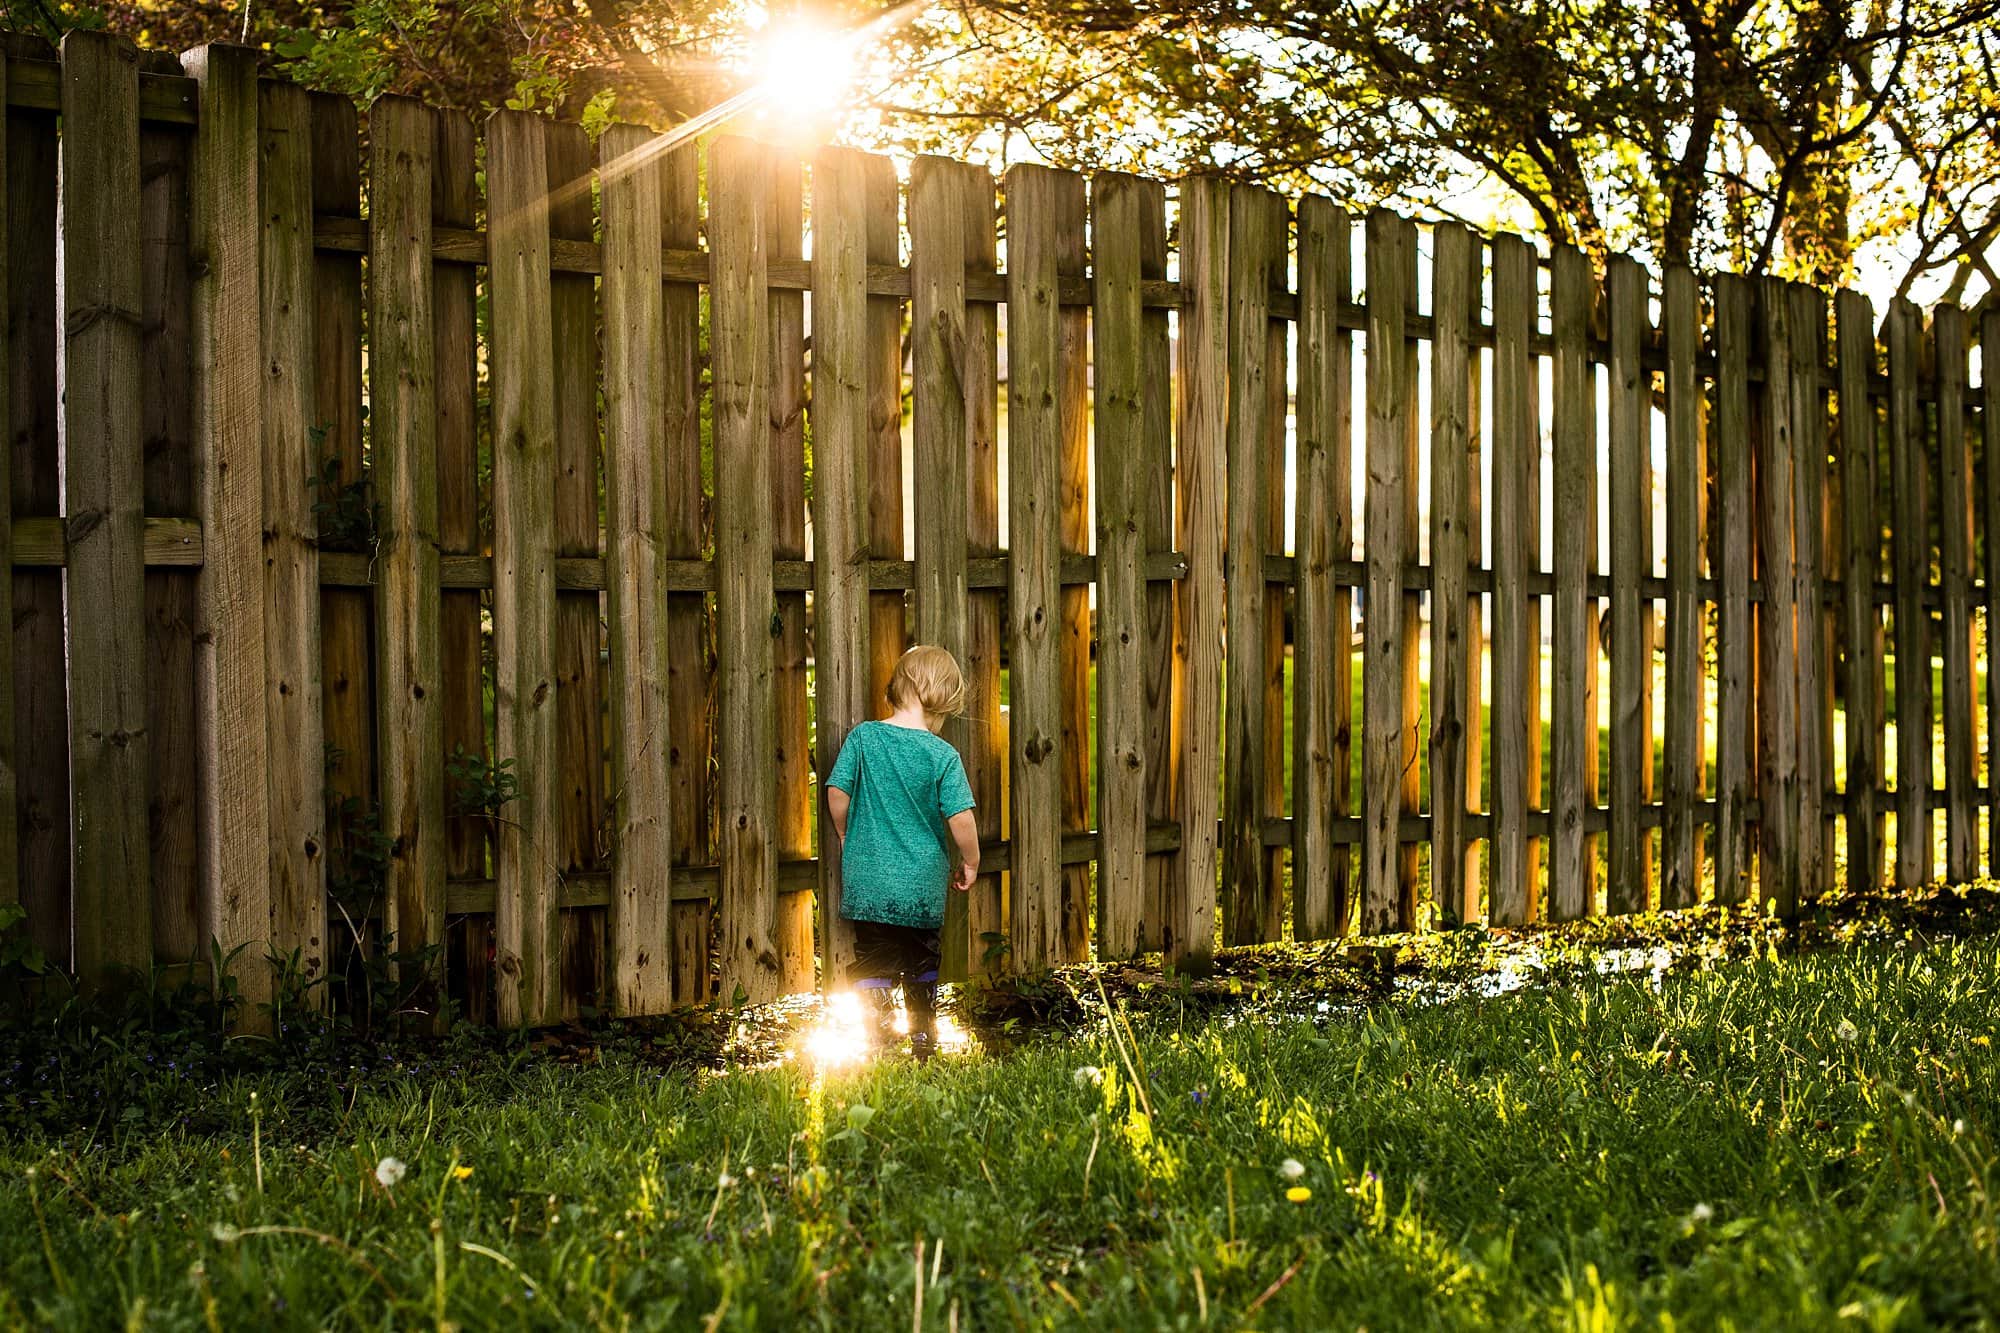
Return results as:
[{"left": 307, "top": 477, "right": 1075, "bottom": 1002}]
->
[{"left": 887, "top": 645, "right": 966, "bottom": 731}]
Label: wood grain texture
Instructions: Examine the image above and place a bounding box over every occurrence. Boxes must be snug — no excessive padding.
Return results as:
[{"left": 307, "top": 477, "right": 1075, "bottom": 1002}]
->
[
  {"left": 1838, "top": 292, "right": 1884, "bottom": 892},
  {"left": 433, "top": 110, "right": 487, "bottom": 1019},
  {"left": 1056, "top": 170, "right": 1092, "bottom": 964},
  {"left": 864, "top": 157, "right": 907, "bottom": 733},
  {"left": 258, "top": 78, "right": 327, "bottom": 988},
  {"left": 10, "top": 80, "right": 69, "bottom": 966},
  {"left": 0, "top": 53, "right": 12, "bottom": 916},
  {"left": 1005, "top": 162, "right": 1065, "bottom": 971},
  {"left": 1886, "top": 298, "right": 1931, "bottom": 888},
  {"left": 136, "top": 77, "right": 197, "bottom": 968},
  {"left": 1361, "top": 208, "right": 1419, "bottom": 934},
  {"left": 1788, "top": 284, "right": 1828, "bottom": 905},
  {"left": 1660, "top": 265, "right": 1705, "bottom": 910},
  {"left": 908, "top": 155, "right": 971, "bottom": 973},
  {"left": 1488, "top": 233, "right": 1540, "bottom": 925},
  {"left": 1222, "top": 185, "right": 1274, "bottom": 944},
  {"left": 1292, "top": 197, "right": 1349, "bottom": 939},
  {"left": 1933, "top": 305, "right": 1975, "bottom": 881},
  {"left": 60, "top": 31, "right": 151, "bottom": 988},
  {"left": 1985, "top": 308, "right": 2000, "bottom": 878},
  {"left": 1426, "top": 222, "right": 1477, "bottom": 928},
  {"left": 184, "top": 44, "right": 271, "bottom": 1018},
  {"left": 1171, "top": 175, "right": 1227, "bottom": 970},
  {"left": 546, "top": 122, "right": 605, "bottom": 1019},
  {"left": 1606, "top": 257, "right": 1653, "bottom": 915},
  {"left": 1137, "top": 178, "right": 1179, "bottom": 952},
  {"left": 1547, "top": 244, "right": 1598, "bottom": 923},
  {"left": 1755, "top": 278, "right": 1801, "bottom": 916},
  {"left": 1091, "top": 171, "right": 1149, "bottom": 958},
  {"left": 485, "top": 109, "right": 561, "bottom": 1026},
  {"left": 710, "top": 137, "right": 781, "bottom": 1005},
  {"left": 600, "top": 122, "right": 674, "bottom": 1015},
  {"left": 808, "top": 146, "right": 874, "bottom": 989},
  {"left": 1712, "top": 275, "right": 1754, "bottom": 905},
  {"left": 659, "top": 142, "right": 711, "bottom": 1006},
  {"left": 767, "top": 152, "right": 813, "bottom": 997},
  {"left": 309, "top": 94, "right": 375, "bottom": 1001},
  {"left": 957, "top": 161, "right": 1005, "bottom": 978}
]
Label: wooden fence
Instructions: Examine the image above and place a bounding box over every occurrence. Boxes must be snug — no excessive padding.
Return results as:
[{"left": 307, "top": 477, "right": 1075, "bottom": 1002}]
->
[{"left": 4, "top": 33, "right": 1995, "bottom": 1026}]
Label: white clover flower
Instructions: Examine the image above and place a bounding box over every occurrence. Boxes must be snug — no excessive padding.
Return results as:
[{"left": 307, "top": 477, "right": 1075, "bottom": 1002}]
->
[
  {"left": 1278, "top": 1158, "right": 1306, "bottom": 1182},
  {"left": 717, "top": 1171, "right": 738, "bottom": 1190},
  {"left": 375, "top": 1156, "right": 408, "bottom": 1188},
  {"left": 1954, "top": 1119, "right": 1967, "bottom": 1135},
  {"left": 1073, "top": 1066, "right": 1105, "bottom": 1088},
  {"left": 1836, "top": 1018, "right": 1859, "bottom": 1043},
  {"left": 1690, "top": 1202, "right": 1714, "bottom": 1223}
]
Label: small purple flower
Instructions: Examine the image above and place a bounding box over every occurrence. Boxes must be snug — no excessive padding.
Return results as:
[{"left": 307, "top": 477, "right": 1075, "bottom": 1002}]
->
[{"left": 1191, "top": 1088, "right": 1208, "bottom": 1107}]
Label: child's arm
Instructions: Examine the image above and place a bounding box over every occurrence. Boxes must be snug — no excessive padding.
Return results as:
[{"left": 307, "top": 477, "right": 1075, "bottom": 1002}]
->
[
  {"left": 946, "top": 810, "right": 979, "bottom": 891},
  {"left": 827, "top": 787, "right": 851, "bottom": 845}
]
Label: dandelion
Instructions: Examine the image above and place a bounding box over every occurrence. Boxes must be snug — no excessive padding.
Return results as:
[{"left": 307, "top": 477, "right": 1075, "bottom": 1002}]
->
[
  {"left": 1836, "top": 1018, "right": 1859, "bottom": 1043},
  {"left": 452, "top": 1165, "right": 474, "bottom": 1181},
  {"left": 1690, "top": 1202, "right": 1714, "bottom": 1223},
  {"left": 1278, "top": 1158, "right": 1306, "bottom": 1182},
  {"left": 375, "top": 1156, "right": 408, "bottom": 1188},
  {"left": 1285, "top": 1186, "right": 1312, "bottom": 1204},
  {"left": 1073, "top": 1066, "right": 1105, "bottom": 1088}
]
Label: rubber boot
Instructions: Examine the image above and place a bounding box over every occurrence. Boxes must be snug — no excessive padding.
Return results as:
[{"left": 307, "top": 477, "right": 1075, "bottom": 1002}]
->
[{"left": 905, "top": 975, "right": 939, "bottom": 1063}]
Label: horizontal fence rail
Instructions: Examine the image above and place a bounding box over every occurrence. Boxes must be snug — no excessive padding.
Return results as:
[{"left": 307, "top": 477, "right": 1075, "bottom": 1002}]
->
[{"left": 4, "top": 32, "right": 1996, "bottom": 1026}]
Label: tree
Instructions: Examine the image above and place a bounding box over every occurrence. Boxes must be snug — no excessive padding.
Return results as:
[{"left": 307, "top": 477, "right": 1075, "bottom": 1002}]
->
[{"left": 859, "top": 0, "right": 2000, "bottom": 300}]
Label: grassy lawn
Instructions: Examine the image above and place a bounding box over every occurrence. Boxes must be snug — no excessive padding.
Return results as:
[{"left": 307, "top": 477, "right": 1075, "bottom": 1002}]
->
[{"left": 3, "top": 913, "right": 1995, "bottom": 1328}]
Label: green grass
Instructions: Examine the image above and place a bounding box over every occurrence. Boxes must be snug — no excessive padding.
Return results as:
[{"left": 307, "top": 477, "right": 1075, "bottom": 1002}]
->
[{"left": 3, "top": 930, "right": 1996, "bottom": 1328}]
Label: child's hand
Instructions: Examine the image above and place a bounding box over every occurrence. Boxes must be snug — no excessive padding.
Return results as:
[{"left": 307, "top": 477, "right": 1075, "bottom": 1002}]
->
[{"left": 952, "top": 861, "right": 977, "bottom": 892}]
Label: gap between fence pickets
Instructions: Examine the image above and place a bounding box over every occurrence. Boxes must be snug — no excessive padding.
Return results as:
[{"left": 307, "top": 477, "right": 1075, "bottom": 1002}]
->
[{"left": 305, "top": 215, "right": 1945, "bottom": 398}]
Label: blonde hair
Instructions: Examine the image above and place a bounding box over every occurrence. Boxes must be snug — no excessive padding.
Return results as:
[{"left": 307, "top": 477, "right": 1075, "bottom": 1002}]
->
[{"left": 887, "top": 645, "right": 967, "bottom": 722}]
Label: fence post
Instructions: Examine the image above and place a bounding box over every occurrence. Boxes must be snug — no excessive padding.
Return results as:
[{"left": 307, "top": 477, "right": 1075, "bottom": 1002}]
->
[
  {"left": 0, "top": 51, "right": 14, "bottom": 922},
  {"left": 1171, "top": 175, "right": 1228, "bottom": 972},
  {"left": 1222, "top": 185, "right": 1276, "bottom": 944},
  {"left": 959, "top": 160, "right": 1006, "bottom": 977},
  {"left": 1887, "top": 298, "right": 1931, "bottom": 888},
  {"left": 369, "top": 97, "right": 446, "bottom": 1023},
  {"left": 809, "top": 146, "right": 873, "bottom": 991},
  {"left": 1661, "top": 265, "right": 1706, "bottom": 910},
  {"left": 1547, "top": 244, "right": 1598, "bottom": 922},
  {"left": 1712, "top": 275, "right": 1755, "bottom": 904},
  {"left": 1985, "top": 305, "right": 2000, "bottom": 879},
  {"left": 256, "top": 78, "right": 327, "bottom": 995},
  {"left": 1789, "top": 284, "right": 1830, "bottom": 905},
  {"left": 1092, "top": 172, "right": 1151, "bottom": 958},
  {"left": 61, "top": 31, "right": 151, "bottom": 990},
  {"left": 710, "top": 136, "right": 782, "bottom": 1007},
  {"left": 1607, "top": 257, "right": 1655, "bottom": 914},
  {"left": 1425, "top": 221, "right": 1476, "bottom": 930},
  {"left": 1361, "top": 208, "right": 1419, "bottom": 934},
  {"left": 1005, "top": 162, "right": 1066, "bottom": 972},
  {"left": 599, "top": 122, "right": 674, "bottom": 1016},
  {"left": 1934, "top": 305, "right": 1976, "bottom": 882},
  {"left": 486, "top": 109, "right": 562, "bottom": 1026},
  {"left": 1837, "top": 291, "right": 1885, "bottom": 891},
  {"left": 1488, "top": 232, "right": 1541, "bottom": 925}
]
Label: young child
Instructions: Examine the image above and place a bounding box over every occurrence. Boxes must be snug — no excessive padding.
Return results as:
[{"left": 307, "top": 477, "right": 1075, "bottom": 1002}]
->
[{"left": 824, "top": 645, "right": 980, "bottom": 1061}]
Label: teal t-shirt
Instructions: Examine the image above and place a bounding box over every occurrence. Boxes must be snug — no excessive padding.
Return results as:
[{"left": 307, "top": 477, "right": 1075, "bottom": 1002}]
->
[{"left": 825, "top": 720, "right": 976, "bottom": 929}]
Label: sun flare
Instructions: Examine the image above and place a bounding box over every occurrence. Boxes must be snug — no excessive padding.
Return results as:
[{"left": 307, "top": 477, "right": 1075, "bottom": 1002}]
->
[{"left": 755, "top": 22, "right": 859, "bottom": 125}]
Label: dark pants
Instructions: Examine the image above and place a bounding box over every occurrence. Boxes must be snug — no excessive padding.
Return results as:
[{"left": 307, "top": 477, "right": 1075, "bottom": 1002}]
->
[{"left": 848, "top": 920, "right": 940, "bottom": 1037}]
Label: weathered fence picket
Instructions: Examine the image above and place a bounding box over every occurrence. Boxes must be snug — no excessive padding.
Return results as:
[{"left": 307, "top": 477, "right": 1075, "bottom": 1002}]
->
[{"left": 7, "top": 42, "right": 1993, "bottom": 1024}]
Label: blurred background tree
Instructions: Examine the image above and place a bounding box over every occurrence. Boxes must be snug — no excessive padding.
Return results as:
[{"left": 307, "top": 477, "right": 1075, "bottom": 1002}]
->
[{"left": 11, "top": 0, "right": 1993, "bottom": 306}]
